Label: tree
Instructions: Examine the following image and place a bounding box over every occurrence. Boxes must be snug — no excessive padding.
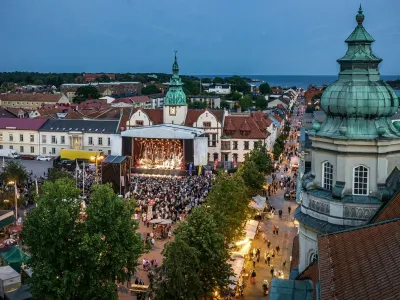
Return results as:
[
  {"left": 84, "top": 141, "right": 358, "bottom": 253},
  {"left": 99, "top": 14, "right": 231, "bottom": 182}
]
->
[
  {"left": 116, "top": 73, "right": 133, "bottom": 82},
  {"left": 220, "top": 100, "right": 230, "bottom": 109},
  {"left": 273, "top": 142, "right": 284, "bottom": 161},
  {"left": 134, "top": 74, "right": 148, "bottom": 83},
  {"left": 47, "top": 168, "right": 73, "bottom": 182},
  {"left": 206, "top": 173, "right": 250, "bottom": 244},
  {"left": 22, "top": 180, "right": 142, "bottom": 300},
  {"left": 238, "top": 95, "right": 253, "bottom": 111},
  {"left": 175, "top": 207, "right": 232, "bottom": 297},
  {"left": 200, "top": 77, "right": 212, "bottom": 83},
  {"left": 0, "top": 160, "right": 28, "bottom": 183},
  {"left": 227, "top": 91, "right": 243, "bottom": 101},
  {"left": 153, "top": 238, "right": 202, "bottom": 300},
  {"left": 246, "top": 143, "right": 273, "bottom": 174},
  {"left": 237, "top": 160, "right": 265, "bottom": 195},
  {"left": 259, "top": 82, "right": 272, "bottom": 95},
  {"left": 73, "top": 85, "right": 101, "bottom": 103},
  {"left": 188, "top": 101, "right": 207, "bottom": 109},
  {"left": 142, "top": 84, "right": 161, "bottom": 95},
  {"left": 227, "top": 76, "right": 250, "bottom": 94},
  {"left": 182, "top": 80, "right": 200, "bottom": 95},
  {"left": 255, "top": 95, "right": 268, "bottom": 110},
  {"left": 213, "top": 77, "right": 225, "bottom": 84}
]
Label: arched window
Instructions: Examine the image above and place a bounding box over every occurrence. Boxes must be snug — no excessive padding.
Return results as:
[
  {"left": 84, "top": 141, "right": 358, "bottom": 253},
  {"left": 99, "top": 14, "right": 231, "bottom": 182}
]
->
[
  {"left": 309, "top": 252, "right": 316, "bottom": 264},
  {"left": 322, "top": 161, "right": 333, "bottom": 191},
  {"left": 353, "top": 165, "right": 369, "bottom": 195}
]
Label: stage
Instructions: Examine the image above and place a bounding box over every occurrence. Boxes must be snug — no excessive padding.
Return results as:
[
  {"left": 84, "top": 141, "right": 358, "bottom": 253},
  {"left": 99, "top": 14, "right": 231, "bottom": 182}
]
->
[{"left": 120, "top": 124, "right": 208, "bottom": 176}]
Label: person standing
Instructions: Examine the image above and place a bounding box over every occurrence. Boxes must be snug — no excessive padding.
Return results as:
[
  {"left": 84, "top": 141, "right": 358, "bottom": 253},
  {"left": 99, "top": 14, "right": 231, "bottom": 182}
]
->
[
  {"left": 276, "top": 225, "right": 279, "bottom": 236},
  {"left": 252, "top": 256, "right": 257, "bottom": 268},
  {"left": 288, "top": 206, "right": 292, "bottom": 214}
]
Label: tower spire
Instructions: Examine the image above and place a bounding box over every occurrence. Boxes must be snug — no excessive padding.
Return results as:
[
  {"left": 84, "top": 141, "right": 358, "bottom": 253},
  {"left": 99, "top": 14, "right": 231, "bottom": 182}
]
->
[
  {"left": 172, "top": 50, "right": 179, "bottom": 76},
  {"left": 356, "top": 4, "right": 364, "bottom": 25}
]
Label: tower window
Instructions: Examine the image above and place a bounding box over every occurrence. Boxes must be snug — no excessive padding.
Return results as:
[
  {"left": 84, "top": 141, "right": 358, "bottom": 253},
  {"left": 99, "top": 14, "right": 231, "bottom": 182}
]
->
[
  {"left": 322, "top": 161, "right": 333, "bottom": 191},
  {"left": 353, "top": 165, "right": 369, "bottom": 196}
]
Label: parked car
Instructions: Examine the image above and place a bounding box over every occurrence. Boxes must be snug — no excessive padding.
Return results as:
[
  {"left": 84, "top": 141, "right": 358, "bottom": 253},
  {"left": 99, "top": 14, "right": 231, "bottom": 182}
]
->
[
  {"left": 59, "top": 159, "right": 74, "bottom": 165},
  {"left": 284, "top": 190, "right": 296, "bottom": 201},
  {"left": 20, "top": 155, "right": 35, "bottom": 160},
  {"left": 36, "top": 156, "right": 52, "bottom": 161}
]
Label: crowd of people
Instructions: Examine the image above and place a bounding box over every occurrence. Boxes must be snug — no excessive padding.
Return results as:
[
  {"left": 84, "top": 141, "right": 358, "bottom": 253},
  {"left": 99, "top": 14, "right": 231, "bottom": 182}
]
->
[{"left": 129, "top": 174, "right": 214, "bottom": 223}]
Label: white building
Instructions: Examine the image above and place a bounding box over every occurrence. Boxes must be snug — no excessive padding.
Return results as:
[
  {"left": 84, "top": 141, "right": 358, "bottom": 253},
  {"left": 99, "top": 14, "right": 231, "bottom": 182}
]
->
[
  {"left": 188, "top": 96, "right": 221, "bottom": 109},
  {"left": 0, "top": 118, "right": 48, "bottom": 156},
  {"left": 38, "top": 119, "right": 120, "bottom": 156},
  {"left": 205, "top": 84, "right": 232, "bottom": 95}
]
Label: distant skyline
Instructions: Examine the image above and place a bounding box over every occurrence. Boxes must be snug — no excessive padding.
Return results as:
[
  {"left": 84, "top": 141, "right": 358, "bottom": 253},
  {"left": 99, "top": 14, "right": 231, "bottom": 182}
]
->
[{"left": 0, "top": 0, "right": 399, "bottom": 75}]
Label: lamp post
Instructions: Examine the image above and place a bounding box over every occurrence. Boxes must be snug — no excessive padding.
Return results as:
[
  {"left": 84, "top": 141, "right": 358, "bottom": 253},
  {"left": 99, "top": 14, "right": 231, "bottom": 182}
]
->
[
  {"left": 7, "top": 180, "right": 17, "bottom": 219},
  {"left": 90, "top": 155, "right": 104, "bottom": 184}
]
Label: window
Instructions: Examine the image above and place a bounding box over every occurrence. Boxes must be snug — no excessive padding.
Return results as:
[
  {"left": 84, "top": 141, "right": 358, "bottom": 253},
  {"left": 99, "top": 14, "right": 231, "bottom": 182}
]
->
[
  {"left": 88, "top": 137, "right": 93, "bottom": 145},
  {"left": 233, "top": 141, "right": 238, "bottom": 150},
  {"left": 98, "top": 137, "right": 103, "bottom": 145},
  {"left": 30, "top": 146, "right": 34, "bottom": 153},
  {"left": 353, "top": 165, "right": 369, "bottom": 195},
  {"left": 20, "top": 146, "right": 24, "bottom": 153},
  {"left": 51, "top": 136, "right": 56, "bottom": 144},
  {"left": 42, "top": 147, "right": 46, "bottom": 154},
  {"left": 322, "top": 161, "right": 333, "bottom": 191},
  {"left": 221, "top": 141, "right": 230, "bottom": 150},
  {"left": 51, "top": 148, "right": 56, "bottom": 154},
  {"left": 42, "top": 135, "right": 46, "bottom": 143},
  {"left": 211, "top": 134, "right": 217, "bottom": 147},
  {"left": 0, "top": 134, "right": 3, "bottom": 141},
  {"left": 203, "top": 122, "right": 211, "bottom": 128},
  {"left": 0, "top": 145, "right": 2, "bottom": 149},
  {"left": 253, "top": 141, "right": 259, "bottom": 148},
  {"left": 9, "top": 146, "right": 13, "bottom": 150},
  {"left": 135, "top": 120, "right": 144, "bottom": 126},
  {"left": 108, "top": 137, "right": 111, "bottom": 146},
  {"left": 9, "top": 134, "right": 13, "bottom": 142},
  {"left": 30, "top": 135, "right": 34, "bottom": 142},
  {"left": 19, "top": 134, "right": 23, "bottom": 142},
  {"left": 244, "top": 141, "right": 249, "bottom": 150}
]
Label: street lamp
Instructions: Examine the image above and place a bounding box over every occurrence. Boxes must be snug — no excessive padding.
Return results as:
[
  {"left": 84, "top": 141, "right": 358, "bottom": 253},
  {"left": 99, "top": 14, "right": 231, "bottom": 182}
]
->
[
  {"left": 90, "top": 155, "right": 104, "bottom": 184},
  {"left": 7, "top": 180, "right": 18, "bottom": 219}
]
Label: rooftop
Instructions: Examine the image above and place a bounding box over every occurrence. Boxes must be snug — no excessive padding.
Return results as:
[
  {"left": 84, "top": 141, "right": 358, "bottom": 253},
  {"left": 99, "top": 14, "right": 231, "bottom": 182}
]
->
[
  {"left": 38, "top": 119, "right": 119, "bottom": 133},
  {"left": 0, "top": 118, "right": 47, "bottom": 130}
]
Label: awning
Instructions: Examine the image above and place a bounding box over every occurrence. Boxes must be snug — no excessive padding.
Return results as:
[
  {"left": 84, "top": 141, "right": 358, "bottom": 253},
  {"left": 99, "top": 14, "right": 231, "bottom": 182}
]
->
[
  {"left": 250, "top": 195, "right": 266, "bottom": 211},
  {"left": 0, "top": 216, "right": 16, "bottom": 229},
  {"left": 245, "top": 220, "right": 259, "bottom": 240},
  {"left": 102, "top": 155, "right": 127, "bottom": 164}
]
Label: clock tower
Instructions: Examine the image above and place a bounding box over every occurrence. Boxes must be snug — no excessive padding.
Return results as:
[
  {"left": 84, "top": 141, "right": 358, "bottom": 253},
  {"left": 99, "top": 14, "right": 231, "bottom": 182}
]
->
[{"left": 163, "top": 52, "right": 187, "bottom": 125}]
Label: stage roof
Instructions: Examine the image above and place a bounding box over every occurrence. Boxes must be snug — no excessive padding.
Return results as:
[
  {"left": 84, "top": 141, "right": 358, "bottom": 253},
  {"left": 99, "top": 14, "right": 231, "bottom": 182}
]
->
[
  {"left": 103, "top": 155, "right": 127, "bottom": 163},
  {"left": 121, "top": 124, "right": 205, "bottom": 139}
]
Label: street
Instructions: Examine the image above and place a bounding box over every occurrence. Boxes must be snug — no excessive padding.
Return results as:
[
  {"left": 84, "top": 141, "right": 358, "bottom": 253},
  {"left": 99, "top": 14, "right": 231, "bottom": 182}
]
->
[{"left": 12, "top": 159, "right": 53, "bottom": 178}]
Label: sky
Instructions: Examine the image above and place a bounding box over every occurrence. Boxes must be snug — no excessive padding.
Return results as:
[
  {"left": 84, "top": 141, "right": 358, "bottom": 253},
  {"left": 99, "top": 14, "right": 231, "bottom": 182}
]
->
[{"left": 0, "top": 0, "right": 399, "bottom": 75}]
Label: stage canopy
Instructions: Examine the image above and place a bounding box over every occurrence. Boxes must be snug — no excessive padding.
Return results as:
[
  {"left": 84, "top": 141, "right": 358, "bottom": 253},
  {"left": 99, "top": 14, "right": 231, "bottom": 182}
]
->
[
  {"left": 103, "top": 155, "right": 127, "bottom": 164},
  {"left": 121, "top": 124, "right": 205, "bottom": 140}
]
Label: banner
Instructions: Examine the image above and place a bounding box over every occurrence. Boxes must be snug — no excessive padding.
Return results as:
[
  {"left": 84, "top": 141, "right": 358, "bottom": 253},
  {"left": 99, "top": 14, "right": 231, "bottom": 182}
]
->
[
  {"left": 189, "top": 162, "right": 193, "bottom": 176},
  {"left": 213, "top": 158, "right": 218, "bottom": 170},
  {"left": 2, "top": 157, "right": 4, "bottom": 168},
  {"left": 198, "top": 164, "right": 202, "bottom": 176}
]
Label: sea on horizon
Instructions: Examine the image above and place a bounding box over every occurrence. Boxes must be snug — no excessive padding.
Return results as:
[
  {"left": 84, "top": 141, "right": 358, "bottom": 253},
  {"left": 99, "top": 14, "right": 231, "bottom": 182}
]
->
[{"left": 197, "top": 75, "right": 400, "bottom": 95}]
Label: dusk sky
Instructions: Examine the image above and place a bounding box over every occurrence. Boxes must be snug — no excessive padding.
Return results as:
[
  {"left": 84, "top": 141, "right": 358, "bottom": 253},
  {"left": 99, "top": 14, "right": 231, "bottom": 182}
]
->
[{"left": 1, "top": 0, "right": 399, "bottom": 75}]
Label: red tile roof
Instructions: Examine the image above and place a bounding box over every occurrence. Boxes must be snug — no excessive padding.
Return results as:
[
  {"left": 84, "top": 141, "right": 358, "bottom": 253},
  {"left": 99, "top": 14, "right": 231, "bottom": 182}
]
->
[
  {"left": 297, "top": 261, "right": 319, "bottom": 300},
  {"left": 225, "top": 119, "right": 236, "bottom": 131},
  {"left": 0, "top": 118, "right": 47, "bottom": 130},
  {"left": 185, "top": 109, "right": 205, "bottom": 126},
  {"left": 0, "top": 93, "right": 63, "bottom": 103},
  {"left": 239, "top": 119, "right": 251, "bottom": 131},
  {"left": 318, "top": 219, "right": 400, "bottom": 300},
  {"left": 132, "top": 108, "right": 163, "bottom": 125},
  {"left": 112, "top": 96, "right": 150, "bottom": 104},
  {"left": 373, "top": 190, "right": 400, "bottom": 223},
  {"left": 223, "top": 115, "right": 266, "bottom": 139}
]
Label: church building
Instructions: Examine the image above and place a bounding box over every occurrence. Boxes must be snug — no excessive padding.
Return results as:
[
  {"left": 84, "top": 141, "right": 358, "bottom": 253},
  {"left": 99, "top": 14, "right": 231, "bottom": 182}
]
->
[{"left": 295, "top": 6, "right": 400, "bottom": 273}]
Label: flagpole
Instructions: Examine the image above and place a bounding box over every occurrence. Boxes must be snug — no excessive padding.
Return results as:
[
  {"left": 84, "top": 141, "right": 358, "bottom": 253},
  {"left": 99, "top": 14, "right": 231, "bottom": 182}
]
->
[
  {"left": 82, "top": 161, "right": 85, "bottom": 195},
  {"left": 14, "top": 182, "right": 18, "bottom": 219}
]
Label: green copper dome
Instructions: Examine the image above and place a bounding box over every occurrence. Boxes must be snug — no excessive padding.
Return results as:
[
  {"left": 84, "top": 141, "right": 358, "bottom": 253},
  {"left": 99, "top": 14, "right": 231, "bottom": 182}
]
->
[
  {"left": 317, "top": 6, "right": 400, "bottom": 140},
  {"left": 164, "top": 52, "right": 187, "bottom": 106}
]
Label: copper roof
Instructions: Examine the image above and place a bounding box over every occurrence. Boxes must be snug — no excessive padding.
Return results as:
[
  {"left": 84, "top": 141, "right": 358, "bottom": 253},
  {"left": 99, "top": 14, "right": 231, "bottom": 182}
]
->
[{"left": 318, "top": 219, "right": 400, "bottom": 300}]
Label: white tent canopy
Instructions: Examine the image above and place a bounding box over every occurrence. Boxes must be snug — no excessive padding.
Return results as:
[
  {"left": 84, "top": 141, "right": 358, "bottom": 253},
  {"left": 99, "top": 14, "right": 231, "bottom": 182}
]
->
[
  {"left": 121, "top": 124, "right": 205, "bottom": 139},
  {"left": 250, "top": 195, "right": 266, "bottom": 211},
  {"left": 245, "top": 219, "right": 259, "bottom": 240}
]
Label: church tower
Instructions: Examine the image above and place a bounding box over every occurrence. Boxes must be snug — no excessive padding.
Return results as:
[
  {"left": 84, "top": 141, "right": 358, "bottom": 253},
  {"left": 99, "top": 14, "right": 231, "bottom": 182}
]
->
[
  {"left": 163, "top": 52, "right": 188, "bottom": 125},
  {"left": 296, "top": 6, "right": 400, "bottom": 272}
]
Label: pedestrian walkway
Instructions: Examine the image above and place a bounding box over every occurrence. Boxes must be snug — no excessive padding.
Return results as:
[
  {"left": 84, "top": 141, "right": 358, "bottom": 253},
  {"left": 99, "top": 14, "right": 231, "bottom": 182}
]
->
[{"left": 242, "top": 184, "right": 298, "bottom": 299}]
